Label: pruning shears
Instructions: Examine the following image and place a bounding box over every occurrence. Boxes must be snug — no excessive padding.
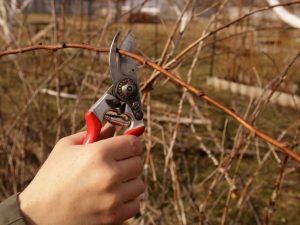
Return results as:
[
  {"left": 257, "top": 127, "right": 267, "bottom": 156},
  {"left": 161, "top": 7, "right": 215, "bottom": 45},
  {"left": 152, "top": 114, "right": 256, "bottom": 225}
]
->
[{"left": 83, "top": 32, "right": 144, "bottom": 145}]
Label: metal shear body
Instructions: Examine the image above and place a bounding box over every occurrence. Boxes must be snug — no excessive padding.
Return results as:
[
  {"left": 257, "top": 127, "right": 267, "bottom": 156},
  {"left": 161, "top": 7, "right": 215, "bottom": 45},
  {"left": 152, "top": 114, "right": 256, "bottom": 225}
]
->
[{"left": 83, "top": 32, "right": 144, "bottom": 144}]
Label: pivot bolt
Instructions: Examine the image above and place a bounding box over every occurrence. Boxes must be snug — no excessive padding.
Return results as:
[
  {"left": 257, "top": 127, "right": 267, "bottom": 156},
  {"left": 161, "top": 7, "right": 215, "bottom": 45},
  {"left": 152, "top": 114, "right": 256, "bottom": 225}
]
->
[
  {"left": 134, "top": 110, "right": 143, "bottom": 120},
  {"left": 117, "top": 79, "right": 138, "bottom": 101}
]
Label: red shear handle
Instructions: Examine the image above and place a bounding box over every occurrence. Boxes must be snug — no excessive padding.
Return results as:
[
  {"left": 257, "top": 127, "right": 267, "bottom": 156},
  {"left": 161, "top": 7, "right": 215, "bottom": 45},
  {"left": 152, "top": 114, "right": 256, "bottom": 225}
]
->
[
  {"left": 83, "top": 111, "right": 102, "bottom": 145},
  {"left": 124, "top": 126, "right": 145, "bottom": 136}
]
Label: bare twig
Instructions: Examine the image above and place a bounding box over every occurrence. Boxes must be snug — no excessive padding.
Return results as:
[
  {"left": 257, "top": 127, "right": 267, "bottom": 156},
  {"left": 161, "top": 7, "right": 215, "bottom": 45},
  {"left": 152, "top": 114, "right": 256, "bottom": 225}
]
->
[
  {"left": 0, "top": 44, "right": 300, "bottom": 163},
  {"left": 141, "top": 0, "right": 300, "bottom": 93},
  {"left": 264, "top": 156, "right": 289, "bottom": 225}
]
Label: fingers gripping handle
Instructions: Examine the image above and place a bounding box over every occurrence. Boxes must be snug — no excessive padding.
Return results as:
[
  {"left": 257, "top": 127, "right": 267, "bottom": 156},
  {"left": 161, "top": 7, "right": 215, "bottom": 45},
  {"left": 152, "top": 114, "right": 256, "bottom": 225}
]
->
[
  {"left": 83, "top": 111, "right": 102, "bottom": 144},
  {"left": 83, "top": 111, "right": 144, "bottom": 144}
]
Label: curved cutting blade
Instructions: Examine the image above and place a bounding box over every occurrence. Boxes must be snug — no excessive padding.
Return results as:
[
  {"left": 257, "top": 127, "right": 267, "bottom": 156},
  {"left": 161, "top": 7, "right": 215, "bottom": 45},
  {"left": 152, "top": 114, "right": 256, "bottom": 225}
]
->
[
  {"left": 121, "top": 31, "right": 134, "bottom": 51},
  {"left": 109, "top": 32, "right": 122, "bottom": 85},
  {"left": 109, "top": 31, "right": 138, "bottom": 86},
  {"left": 120, "top": 31, "right": 138, "bottom": 83}
]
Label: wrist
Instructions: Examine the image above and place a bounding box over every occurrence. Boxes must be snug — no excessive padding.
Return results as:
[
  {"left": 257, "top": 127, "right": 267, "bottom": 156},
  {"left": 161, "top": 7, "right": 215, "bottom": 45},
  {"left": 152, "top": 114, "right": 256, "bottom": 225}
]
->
[{"left": 18, "top": 189, "right": 41, "bottom": 225}]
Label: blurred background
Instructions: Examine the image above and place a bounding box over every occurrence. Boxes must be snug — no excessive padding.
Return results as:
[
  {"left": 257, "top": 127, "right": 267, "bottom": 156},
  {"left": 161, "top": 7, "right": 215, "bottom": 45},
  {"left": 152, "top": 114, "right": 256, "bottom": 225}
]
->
[{"left": 0, "top": 0, "right": 300, "bottom": 224}]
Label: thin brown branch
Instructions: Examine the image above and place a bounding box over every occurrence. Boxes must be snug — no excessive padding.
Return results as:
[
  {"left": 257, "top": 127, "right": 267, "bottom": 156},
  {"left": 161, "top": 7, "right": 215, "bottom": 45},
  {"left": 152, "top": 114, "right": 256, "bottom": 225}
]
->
[{"left": 0, "top": 44, "right": 300, "bottom": 163}]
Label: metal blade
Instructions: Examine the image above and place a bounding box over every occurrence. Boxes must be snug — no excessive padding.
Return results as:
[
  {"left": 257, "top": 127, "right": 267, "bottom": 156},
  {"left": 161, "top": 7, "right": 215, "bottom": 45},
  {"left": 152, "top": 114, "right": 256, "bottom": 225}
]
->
[
  {"left": 120, "top": 31, "right": 134, "bottom": 51},
  {"left": 109, "top": 32, "right": 122, "bottom": 85},
  {"left": 119, "top": 31, "right": 138, "bottom": 83}
]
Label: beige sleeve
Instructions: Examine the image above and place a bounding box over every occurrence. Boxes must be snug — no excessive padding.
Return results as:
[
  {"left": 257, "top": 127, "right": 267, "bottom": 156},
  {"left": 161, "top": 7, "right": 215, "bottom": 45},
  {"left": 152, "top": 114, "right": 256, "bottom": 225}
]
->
[{"left": 0, "top": 194, "right": 27, "bottom": 225}]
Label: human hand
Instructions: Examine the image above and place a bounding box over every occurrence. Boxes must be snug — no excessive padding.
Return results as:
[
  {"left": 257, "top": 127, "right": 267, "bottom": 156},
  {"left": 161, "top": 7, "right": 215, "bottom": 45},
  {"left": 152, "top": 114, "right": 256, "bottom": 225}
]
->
[{"left": 19, "top": 124, "right": 145, "bottom": 225}]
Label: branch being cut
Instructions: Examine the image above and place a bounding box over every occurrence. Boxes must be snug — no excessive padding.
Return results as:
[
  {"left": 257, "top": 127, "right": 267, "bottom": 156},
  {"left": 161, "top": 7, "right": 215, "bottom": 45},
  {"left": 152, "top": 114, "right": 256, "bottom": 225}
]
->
[{"left": 0, "top": 44, "right": 299, "bottom": 163}]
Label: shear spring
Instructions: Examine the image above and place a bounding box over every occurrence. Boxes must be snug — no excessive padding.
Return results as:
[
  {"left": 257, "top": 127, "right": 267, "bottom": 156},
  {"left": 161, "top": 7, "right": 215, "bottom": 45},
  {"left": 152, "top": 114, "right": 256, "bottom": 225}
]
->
[{"left": 104, "top": 111, "right": 131, "bottom": 127}]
